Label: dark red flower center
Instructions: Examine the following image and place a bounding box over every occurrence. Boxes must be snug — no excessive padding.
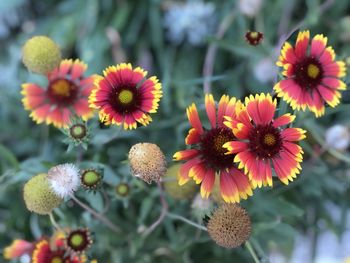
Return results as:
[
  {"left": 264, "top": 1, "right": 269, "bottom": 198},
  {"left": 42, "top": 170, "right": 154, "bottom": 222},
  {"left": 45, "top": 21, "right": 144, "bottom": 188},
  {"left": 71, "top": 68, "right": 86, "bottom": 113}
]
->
[
  {"left": 109, "top": 85, "right": 140, "bottom": 113},
  {"left": 48, "top": 78, "right": 78, "bottom": 105},
  {"left": 293, "top": 57, "right": 323, "bottom": 89},
  {"left": 248, "top": 124, "right": 282, "bottom": 159},
  {"left": 200, "top": 127, "right": 235, "bottom": 170},
  {"left": 66, "top": 229, "right": 91, "bottom": 253},
  {"left": 245, "top": 31, "right": 264, "bottom": 46}
]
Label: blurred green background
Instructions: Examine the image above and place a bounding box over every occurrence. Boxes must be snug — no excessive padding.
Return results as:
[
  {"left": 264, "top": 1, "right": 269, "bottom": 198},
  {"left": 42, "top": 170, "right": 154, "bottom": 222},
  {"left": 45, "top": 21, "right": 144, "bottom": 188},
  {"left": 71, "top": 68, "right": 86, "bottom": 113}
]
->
[{"left": 1, "top": 0, "right": 350, "bottom": 262}]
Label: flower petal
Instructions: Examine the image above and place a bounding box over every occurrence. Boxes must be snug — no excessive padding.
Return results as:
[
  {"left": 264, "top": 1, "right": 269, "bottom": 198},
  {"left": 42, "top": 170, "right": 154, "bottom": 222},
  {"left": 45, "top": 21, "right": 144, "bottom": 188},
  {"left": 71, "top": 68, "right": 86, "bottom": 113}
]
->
[
  {"left": 205, "top": 94, "right": 216, "bottom": 128},
  {"left": 200, "top": 169, "right": 215, "bottom": 199},
  {"left": 173, "top": 149, "right": 200, "bottom": 161},
  {"left": 186, "top": 103, "right": 204, "bottom": 134}
]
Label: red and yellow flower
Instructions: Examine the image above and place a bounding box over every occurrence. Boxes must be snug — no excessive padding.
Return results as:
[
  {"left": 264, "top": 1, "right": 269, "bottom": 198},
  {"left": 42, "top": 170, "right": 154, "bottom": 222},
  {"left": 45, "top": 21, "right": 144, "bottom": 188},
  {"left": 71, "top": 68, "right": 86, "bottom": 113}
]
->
[
  {"left": 173, "top": 94, "right": 253, "bottom": 203},
  {"left": 223, "top": 93, "right": 306, "bottom": 188},
  {"left": 3, "top": 239, "right": 34, "bottom": 259},
  {"left": 32, "top": 238, "right": 83, "bottom": 263},
  {"left": 274, "top": 30, "right": 346, "bottom": 117},
  {"left": 89, "top": 63, "right": 162, "bottom": 130},
  {"left": 22, "top": 59, "right": 95, "bottom": 128},
  {"left": 3, "top": 232, "right": 86, "bottom": 262}
]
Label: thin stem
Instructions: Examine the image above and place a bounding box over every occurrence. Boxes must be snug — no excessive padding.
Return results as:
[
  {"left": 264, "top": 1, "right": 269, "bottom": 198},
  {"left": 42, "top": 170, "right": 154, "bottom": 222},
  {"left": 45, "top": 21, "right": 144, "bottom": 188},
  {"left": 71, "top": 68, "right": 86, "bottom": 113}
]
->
[
  {"left": 40, "top": 126, "right": 49, "bottom": 157},
  {"left": 101, "top": 189, "right": 111, "bottom": 214},
  {"left": 142, "top": 183, "right": 168, "bottom": 237},
  {"left": 245, "top": 240, "right": 260, "bottom": 263},
  {"left": 203, "top": 8, "right": 236, "bottom": 94},
  {"left": 70, "top": 194, "right": 121, "bottom": 233},
  {"left": 49, "top": 212, "right": 62, "bottom": 232},
  {"left": 166, "top": 212, "right": 207, "bottom": 231},
  {"left": 75, "top": 146, "right": 83, "bottom": 165}
]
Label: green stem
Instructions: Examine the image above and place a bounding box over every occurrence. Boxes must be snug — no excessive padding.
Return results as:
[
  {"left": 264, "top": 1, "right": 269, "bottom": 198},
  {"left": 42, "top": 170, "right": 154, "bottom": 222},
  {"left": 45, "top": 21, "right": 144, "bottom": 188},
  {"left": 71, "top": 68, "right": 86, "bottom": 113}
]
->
[
  {"left": 70, "top": 194, "right": 121, "bottom": 233},
  {"left": 203, "top": 8, "right": 236, "bottom": 94},
  {"left": 142, "top": 183, "right": 168, "bottom": 237},
  {"left": 245, "top": 240, "right": 260, "bottom": 263},
  {"left": 166, "top": 212, "right": 207, "bottom": 231},
  {"left": 49, "top": 212, "right": 62, "bottom": 232}
]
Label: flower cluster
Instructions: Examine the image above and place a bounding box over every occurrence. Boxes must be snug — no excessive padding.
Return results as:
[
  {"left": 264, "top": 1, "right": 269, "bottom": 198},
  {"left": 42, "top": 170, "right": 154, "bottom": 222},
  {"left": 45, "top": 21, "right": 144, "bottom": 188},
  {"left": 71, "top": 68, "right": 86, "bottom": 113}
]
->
[
  {"left": 21, "top": 37, "right": 163, "bottom": 130},
  {"left": 3, "top": 230, "right": 91, "bottom": 262},
  {"left": 173, "top": 30, "right": 347, "bottom": 203},
  {"left": 15, "top": 26, "right": 348, "bottom": 261}
]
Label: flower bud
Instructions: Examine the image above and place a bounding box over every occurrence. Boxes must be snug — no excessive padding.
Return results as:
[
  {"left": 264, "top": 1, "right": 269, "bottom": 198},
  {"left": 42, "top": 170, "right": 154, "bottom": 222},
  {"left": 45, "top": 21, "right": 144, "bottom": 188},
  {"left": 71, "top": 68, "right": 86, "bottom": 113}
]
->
[
  {"left": 65, "top": 228, "right": 93, "bottom": 254},
  {"left": 80, "top": 169, "right": 103, "bottom": 190},
  {"left": 163, "top": 164, "right": 197, "bottom": 200},
  {"left": 115, "top": 182, "right": 130, "bottom": 197}
]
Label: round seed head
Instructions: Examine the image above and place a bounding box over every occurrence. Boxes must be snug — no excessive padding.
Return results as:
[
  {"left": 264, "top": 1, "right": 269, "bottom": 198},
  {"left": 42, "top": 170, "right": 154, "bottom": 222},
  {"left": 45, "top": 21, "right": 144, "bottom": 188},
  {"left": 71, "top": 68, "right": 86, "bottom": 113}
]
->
[
  {"left": 22, "top": 36, "right": 61, "bottom": 75},
  {"left": 207, "top": 204, "right": 251, "bottom": 248},
  {"left": 23, "top": 173, "right": 63, "bottom": 215},
  {"left": 128, "top": 143, "right": 167, "bottom": 184},
  {"left": 47, "top": 163, "right": 80, "bottom": 198}
]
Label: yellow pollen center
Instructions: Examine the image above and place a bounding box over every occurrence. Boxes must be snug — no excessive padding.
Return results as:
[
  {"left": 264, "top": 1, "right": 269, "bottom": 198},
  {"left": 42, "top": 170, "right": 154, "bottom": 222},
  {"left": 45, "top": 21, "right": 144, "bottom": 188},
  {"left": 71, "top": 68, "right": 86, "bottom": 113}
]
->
[
  {"left": 307, "top": 64, "right": 320, "bottom": 79},
  {"left": 51, "top": 257, "right": 63, "bottom": 263},
  {"left": 70, "top": 233, "right": 84, "bottom": 247},
  {"left": 250, "top": 32, "right": 258, "bottom": 39},
  {"left": 214, "top": 135, "right": 228, "bottom": 153},
  {"left": 118, "top": 90, "right": 133, "bottom": 104},
  {"left": 51, "top": 79, "right": 71, "bottom": 97},
  {"left": 263, "top": 134, "right": 276, "bottom": 146},
  {"left": 116, "top": 184, "right": 129, "bottom": 195}
]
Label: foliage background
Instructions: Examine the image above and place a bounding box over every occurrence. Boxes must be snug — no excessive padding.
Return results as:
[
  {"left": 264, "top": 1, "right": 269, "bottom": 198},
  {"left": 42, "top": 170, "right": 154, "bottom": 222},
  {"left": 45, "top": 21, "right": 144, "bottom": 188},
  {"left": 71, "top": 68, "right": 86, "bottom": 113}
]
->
[{"left": 1, "top": 0, "right": 350, "bottom": 262}]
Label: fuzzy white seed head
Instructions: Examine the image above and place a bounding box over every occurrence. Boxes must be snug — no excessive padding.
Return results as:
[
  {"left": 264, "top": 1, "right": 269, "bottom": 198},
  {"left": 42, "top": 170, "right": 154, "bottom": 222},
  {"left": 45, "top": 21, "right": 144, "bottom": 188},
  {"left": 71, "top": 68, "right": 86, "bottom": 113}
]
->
[
  {"left": 191, "top": 193, "right": 214, "bottom": 220},
  {"left": 325, "top": 124, "right": 350, "bottom": 151},
  {"left": 47, "top": 163, "right": 80, "bottom": 198},
  {"left": 163, "top": 0, "right": 216, "bottom": 46},
  {"left": 253, "top": 57, "right": 277, "bottom": 84},
  {"left": 238, "top": 0, "right": 263, "bottom": 17}
]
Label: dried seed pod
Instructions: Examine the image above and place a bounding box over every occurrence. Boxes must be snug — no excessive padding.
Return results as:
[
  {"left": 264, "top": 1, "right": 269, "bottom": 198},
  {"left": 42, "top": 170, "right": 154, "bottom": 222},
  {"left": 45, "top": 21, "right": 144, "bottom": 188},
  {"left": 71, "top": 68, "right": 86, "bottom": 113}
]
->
[
  {"left": 207, "top": 204, "right": 251, "bottom": 248},
  {"left": 128, "top": 143, "right": 167, "bottom": 184}
]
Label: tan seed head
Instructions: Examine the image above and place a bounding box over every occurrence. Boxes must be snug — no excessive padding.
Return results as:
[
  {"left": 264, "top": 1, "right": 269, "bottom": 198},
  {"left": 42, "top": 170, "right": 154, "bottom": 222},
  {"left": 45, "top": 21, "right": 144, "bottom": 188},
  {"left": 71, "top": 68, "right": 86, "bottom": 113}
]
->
[
  {"left": 207, "top": 204, "right": 251, "bottom": 248},
  {"left": 128, "top": 143, "right": 167, "bottom": 184}
]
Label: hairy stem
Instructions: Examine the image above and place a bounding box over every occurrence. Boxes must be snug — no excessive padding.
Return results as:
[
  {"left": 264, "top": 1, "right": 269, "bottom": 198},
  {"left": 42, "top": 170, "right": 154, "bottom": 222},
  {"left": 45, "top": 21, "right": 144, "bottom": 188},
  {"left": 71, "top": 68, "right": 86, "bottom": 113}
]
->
[
  {"left": 142, "top": 182, "right": 168, "bottom": 237},
  {"left": 203, "top": 8, "right": 236, "bottom": 94},
  {"left": 49, "top": 212, "right": 62, "bottom": 232},
  {"left": 245, "top": 240, "right": 260, "bottom": 263},
  {"left": 70, "top": 194, "right": 121, "bottom": 233},
  {"left": 166, "top": 212, "right": 207, "bottom": 231}
]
